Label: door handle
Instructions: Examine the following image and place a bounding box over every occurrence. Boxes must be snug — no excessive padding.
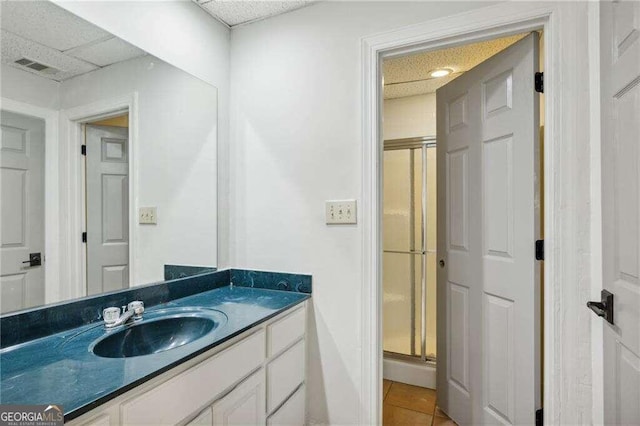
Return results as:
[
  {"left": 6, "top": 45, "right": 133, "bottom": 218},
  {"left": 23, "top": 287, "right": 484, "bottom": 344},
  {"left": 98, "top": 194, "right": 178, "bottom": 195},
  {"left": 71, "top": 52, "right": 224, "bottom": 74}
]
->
[
  {"left": 587, "top": 289, "right": 614, "bottom": 325},
  {"left": 22, "top": 253, "right": 42, "bottom": 267}
]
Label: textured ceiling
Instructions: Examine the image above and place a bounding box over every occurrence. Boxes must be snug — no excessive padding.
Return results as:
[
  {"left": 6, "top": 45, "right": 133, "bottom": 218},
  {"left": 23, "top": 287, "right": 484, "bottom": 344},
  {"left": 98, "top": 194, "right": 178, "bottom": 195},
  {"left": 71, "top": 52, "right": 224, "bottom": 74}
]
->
[
  {"left": 0, "top": 0, "right": 146, "bottom": 81},
  {"left": 383, "top": 33, "right": 528, "bottom": 99},
  {"left": 1, "top": 29, "right": 98, "bottom": 80},
  {"left": 1, "top": 0, "right": 109, "bottom": 51},
  {"left": 194, "top": 0, "right": 318, "bottom": 26},
  {"left": 65, "top": 37, "right": 147, "bottom": 68}
]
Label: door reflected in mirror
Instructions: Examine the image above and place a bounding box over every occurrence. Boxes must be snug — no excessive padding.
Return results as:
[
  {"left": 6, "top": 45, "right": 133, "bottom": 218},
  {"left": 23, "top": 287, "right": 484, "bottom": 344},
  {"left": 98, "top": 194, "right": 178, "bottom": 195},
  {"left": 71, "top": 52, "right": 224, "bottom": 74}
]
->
[
  {"left": 86, "top": 122, "right": 130, "bottom": 295},
  {"left": 1, "top": 111, "right": 46, "bottom": 312},
  {"left": 0, "top": 0, "right": 218, "bottom": 314}
]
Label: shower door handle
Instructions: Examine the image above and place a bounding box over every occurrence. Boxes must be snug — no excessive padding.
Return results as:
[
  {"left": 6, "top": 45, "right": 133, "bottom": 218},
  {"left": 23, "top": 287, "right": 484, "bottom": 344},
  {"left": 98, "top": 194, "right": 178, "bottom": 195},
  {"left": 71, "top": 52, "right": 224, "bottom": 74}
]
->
[
  {"left": 439, "top": 259, "right": 445, "bottom": 268},
  {"left": 383, "top": 250, "right": 426, "bottom": 255}
]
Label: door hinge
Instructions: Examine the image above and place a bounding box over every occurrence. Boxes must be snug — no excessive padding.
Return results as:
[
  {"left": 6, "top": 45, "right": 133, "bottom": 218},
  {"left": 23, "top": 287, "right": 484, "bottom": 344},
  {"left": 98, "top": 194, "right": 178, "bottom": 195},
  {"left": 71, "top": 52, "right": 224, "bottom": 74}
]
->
[
  {"left": 536, "top": 408, "right": 543, "bottom": 426},
  {"left": 81, "top": 145, "right": 87, "bottom": 156},
  {"left": 535, "top": 240, "right": 544, "bottom": 261},
  {"left": 82, "top": 232, "right": 87, "bottom": 243},
  {"left": 535, "top": 72, "right": 544, "bottom": 93}
]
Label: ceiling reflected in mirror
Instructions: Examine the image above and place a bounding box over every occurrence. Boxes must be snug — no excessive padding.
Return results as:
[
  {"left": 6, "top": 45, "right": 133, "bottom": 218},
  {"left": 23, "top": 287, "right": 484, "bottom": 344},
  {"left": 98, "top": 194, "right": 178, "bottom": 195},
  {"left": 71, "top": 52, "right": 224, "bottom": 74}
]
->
[{"left": 1, "top": 1, "right": 146, "bottom": 81}]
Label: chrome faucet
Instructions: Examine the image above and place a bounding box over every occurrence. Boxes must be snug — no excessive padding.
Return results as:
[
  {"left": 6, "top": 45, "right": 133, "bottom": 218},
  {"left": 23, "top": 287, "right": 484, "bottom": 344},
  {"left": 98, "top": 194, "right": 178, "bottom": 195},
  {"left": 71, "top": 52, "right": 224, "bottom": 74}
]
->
[{"left": 103, "top": 301, "right": 144, "bottom": 328}]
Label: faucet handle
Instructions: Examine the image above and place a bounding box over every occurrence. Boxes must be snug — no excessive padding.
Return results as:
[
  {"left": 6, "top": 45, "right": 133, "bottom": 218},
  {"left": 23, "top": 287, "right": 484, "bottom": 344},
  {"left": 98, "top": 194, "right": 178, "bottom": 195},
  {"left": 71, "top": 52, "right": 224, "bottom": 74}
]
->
[
  {"left": 103, "top": 307, "right": 121, "bottom": 325},
  {"left": 128, "top": 301, "right": 144, "bottom": 319}
]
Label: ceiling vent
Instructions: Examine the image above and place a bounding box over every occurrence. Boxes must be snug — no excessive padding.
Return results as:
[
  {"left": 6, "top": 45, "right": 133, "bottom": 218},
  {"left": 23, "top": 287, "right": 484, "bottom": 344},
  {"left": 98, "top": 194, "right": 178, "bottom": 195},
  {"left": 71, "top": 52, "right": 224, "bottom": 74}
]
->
[{"left": 14, "top": 58, "right": 59, "bottom": 74}]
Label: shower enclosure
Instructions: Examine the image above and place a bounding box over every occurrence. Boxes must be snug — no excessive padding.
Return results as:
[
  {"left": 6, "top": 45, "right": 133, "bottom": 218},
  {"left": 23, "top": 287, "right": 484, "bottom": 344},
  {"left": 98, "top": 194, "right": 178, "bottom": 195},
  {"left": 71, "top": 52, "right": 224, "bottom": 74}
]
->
[{"left": 383, "top": 136, "right": 437, "bottom": 364}]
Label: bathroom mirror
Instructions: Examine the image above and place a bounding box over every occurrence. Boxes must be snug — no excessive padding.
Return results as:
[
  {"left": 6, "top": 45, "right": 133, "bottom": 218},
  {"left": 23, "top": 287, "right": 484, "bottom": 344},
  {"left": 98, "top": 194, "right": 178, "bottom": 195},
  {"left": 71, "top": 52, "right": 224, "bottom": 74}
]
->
[{"left": 0, "top": 1, "right": 218, "bottom": 314}]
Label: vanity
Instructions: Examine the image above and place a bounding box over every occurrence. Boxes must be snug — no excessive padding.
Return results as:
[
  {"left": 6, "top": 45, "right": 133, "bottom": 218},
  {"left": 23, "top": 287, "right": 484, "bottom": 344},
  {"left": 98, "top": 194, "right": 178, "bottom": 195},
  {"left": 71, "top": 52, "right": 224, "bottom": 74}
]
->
[
  {"left": 70, "top": 297, "right": 308, "bottom": 426},
  {"left": 0, "top": 270, "right": 311, "bottom": 425}
]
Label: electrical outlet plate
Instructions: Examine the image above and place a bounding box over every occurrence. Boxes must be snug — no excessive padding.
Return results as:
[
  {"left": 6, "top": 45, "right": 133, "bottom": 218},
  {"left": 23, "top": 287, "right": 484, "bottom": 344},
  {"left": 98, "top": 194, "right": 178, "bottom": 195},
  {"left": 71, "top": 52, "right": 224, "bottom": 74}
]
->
[
  {"left": 326, "top": 200, "right": 357, "bottom": 224},
  {"left": 139, "top": 207, "right": 157, "bottom": 224}
]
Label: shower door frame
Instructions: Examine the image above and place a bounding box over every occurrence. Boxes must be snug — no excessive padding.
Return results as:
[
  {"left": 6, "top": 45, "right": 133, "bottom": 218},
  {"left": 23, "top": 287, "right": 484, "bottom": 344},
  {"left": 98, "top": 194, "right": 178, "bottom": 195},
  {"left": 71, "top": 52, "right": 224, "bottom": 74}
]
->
[{"left": 383, "top": 136, "right": 435, "bottom": 363}]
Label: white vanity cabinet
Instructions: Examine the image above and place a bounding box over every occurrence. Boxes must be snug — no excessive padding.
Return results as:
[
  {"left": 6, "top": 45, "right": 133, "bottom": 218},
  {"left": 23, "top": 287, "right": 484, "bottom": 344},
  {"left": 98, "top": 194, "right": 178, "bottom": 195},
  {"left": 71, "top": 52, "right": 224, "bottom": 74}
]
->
[{"left": 70, "top": 301, "right": 308, "bottom": 426}]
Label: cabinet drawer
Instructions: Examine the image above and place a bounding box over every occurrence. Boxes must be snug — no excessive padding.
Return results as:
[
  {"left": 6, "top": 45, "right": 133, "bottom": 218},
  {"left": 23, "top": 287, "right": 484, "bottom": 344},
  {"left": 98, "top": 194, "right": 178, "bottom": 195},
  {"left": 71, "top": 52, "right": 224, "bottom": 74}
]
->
[
  {"left": 122, "top": 330, "right": 265, "bottom": 425},
  {"left": 267, "top": 306, "right": 305, "bottom": 357},
  {"left": 267, "top": 385, "right": 305, "bottom": 426},
  {"left": 71, "top": 404, "right": 118, "bottom": 426},
  {"left": 267, "top": 339, "right": 304, "bottom": 413}
]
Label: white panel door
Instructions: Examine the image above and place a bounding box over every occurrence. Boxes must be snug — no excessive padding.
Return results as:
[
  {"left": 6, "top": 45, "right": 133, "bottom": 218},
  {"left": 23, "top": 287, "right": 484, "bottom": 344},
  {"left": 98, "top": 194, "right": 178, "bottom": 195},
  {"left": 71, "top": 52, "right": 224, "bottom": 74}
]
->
[
  {"left": 85, "top": 125, "right": 129, "bottom": 295},
  {"left": 436, "top": 33, "right": 540, "bottom": 425},
  {"left": 600, "top": 1, "right": 640, "bottom": 425},
  {"left": 0, "top": 110, "right": 45, "bottom": 313}
]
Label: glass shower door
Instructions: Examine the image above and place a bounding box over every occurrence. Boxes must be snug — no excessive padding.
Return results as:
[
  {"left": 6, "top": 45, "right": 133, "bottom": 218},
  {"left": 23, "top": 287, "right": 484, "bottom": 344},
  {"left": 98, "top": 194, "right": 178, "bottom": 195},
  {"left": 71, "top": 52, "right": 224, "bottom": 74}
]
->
[{"left": 383, "top": 138, "right": 436, "bottom": 361}]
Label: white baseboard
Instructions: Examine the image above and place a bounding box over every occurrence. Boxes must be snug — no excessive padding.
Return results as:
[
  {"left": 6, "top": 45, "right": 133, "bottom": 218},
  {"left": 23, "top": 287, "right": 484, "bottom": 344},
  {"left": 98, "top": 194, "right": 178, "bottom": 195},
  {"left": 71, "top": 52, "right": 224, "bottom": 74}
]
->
[{"left": 383, "top": 357, "right": 436, "bottom": 389}]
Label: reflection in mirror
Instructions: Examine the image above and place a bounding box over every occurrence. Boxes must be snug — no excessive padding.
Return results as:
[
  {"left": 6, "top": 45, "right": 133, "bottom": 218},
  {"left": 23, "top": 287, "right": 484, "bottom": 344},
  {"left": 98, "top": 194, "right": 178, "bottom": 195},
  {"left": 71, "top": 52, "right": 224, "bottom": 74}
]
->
[{"left": 0, "top": 1, "right": 218, "bottom": 314}]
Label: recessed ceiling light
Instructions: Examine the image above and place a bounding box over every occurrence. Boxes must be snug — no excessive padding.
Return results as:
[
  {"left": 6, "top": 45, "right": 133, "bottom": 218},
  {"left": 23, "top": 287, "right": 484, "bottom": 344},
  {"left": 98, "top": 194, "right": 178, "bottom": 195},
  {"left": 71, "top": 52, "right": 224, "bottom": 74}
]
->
[{"left": 430, "top": 68, "right": 453, "bottom": 78}]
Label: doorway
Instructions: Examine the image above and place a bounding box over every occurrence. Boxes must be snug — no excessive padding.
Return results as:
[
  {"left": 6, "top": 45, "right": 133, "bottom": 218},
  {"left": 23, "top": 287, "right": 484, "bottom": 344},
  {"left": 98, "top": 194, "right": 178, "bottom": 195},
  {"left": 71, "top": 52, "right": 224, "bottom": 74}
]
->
[
  {"left": 381, "top": 31, "right": 544, "bottom": 426},
  {"left": 83, "top": 113, "right": 130, "bottom": 295}
]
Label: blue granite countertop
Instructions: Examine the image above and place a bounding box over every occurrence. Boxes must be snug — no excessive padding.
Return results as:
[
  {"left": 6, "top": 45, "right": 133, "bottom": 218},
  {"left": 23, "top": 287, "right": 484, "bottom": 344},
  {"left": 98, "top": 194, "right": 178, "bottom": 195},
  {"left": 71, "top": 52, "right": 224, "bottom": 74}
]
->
[{"left": 0, "top": 286, "right": 309, "bottom": 421}]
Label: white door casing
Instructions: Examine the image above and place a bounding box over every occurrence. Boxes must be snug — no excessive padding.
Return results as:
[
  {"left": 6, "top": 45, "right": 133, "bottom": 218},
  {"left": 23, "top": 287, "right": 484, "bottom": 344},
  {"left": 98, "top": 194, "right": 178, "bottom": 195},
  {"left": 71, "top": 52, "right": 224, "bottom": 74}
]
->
[
  {"left": 599, "top": 1, "right": 640, "bottom": 425},
  {"left": 85, "top": 125, "right": 129, "bottom": 295},
  {"left": 0, "top": 110, "right": 46, "bottom": 313},
  {"left": 436, "top": 32, "right": 541, "bottom": 426}
]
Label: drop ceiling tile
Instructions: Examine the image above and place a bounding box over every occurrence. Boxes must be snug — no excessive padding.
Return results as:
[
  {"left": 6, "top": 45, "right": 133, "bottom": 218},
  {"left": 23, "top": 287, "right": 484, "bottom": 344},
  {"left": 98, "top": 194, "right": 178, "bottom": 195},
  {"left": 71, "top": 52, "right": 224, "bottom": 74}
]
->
[
  {"left": 66, "top": 37, "right": 146, "bottom": 67},
  {"left": 0, "top": 0, "right": 110, "bottom": 51},
  {"left": 196, "top": 0, "right": 317, "bottom": 26},
  {"left": 1, "top": 29, "right": 98, "bottom": 81}
]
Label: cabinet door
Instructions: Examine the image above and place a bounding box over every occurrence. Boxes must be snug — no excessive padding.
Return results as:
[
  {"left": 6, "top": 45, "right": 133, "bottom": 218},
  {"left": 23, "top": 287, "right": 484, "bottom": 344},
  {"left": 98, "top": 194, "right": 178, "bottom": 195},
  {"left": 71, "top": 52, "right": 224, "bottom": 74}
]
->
[
  {"left": 186, "top": 407, "right": 213, "bottom": 426},
  {"left": 267, "top": 385, "right": 305, "bottom": 426},
  {"left": 212, "top": 370, "right": 265, "bottom": 426},
  {"left": 121, "top": 331, "right": 265, "bottom": 425},
  {"left": 267, "top": 340, "right": 305, "bottom": 413}
]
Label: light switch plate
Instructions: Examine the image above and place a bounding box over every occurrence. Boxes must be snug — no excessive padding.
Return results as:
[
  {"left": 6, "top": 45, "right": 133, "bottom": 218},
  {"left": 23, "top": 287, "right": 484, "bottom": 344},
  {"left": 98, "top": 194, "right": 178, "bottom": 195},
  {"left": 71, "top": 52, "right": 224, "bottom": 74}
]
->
[
  {"left": 139, "top": 207, "right": 157, "bottom": 224},
  {"left": 326, "top": 200, "right": 357, "bottom": 224}
]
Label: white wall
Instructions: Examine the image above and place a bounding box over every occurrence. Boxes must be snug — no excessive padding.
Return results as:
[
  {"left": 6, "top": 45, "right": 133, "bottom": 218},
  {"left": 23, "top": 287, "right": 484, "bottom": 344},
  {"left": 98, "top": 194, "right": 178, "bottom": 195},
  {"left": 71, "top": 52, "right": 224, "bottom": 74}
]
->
[
  {"left": 55, "top": 0, "right": 232, "bottom": 267},
  {"left": 383, "top": 93, "right": 436, "bottom": 140},
  {"left": 228, "top": 2, "right": 501, "bottom": 424},
  {"left": 1, "top": 64, "right": 60, "bottom": 110}
]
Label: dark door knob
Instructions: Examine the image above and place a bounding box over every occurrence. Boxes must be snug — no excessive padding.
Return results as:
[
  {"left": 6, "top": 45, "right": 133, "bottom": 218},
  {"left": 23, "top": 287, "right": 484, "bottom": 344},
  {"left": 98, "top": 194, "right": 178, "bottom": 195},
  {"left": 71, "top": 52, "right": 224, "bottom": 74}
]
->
[
  {"left": 22, "top": 253, "right": 42, "bottom": 267},
  {"left": 587, "top": 289, "right": 614, "bottom": 325},
  {"left": 439, "top": 259, "right": 445, "bottom": 268}
]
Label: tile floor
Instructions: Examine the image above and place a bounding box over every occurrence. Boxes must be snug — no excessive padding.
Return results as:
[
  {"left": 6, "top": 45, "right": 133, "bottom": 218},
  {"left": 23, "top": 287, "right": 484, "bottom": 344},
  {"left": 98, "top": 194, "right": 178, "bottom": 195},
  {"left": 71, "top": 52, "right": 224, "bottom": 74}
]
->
[{"left": 383, "top": 380, "right": 457, "bottom": 426}]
